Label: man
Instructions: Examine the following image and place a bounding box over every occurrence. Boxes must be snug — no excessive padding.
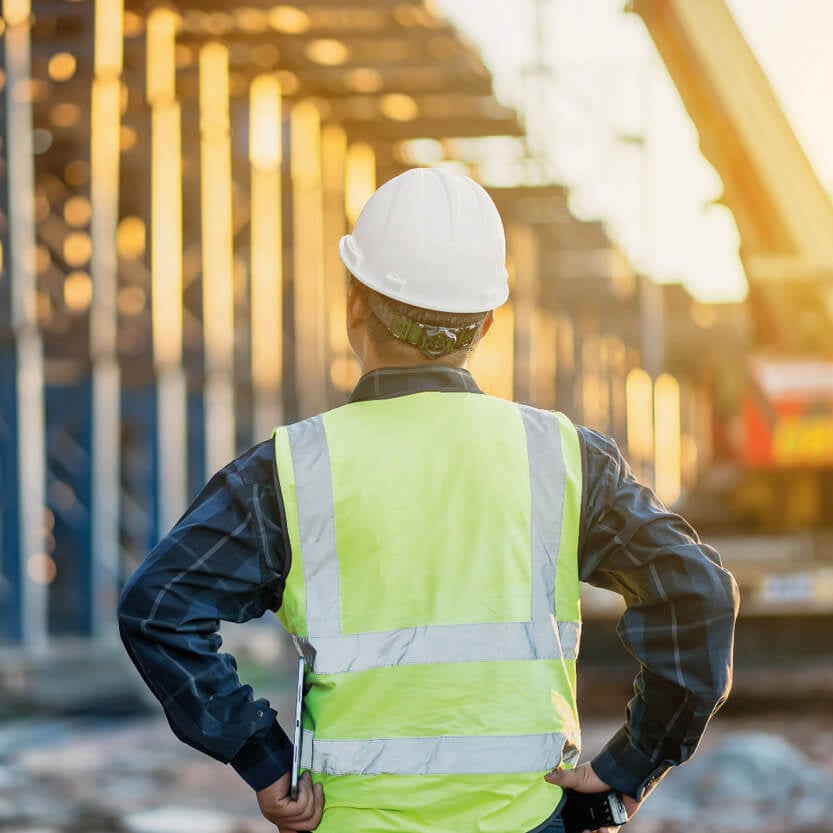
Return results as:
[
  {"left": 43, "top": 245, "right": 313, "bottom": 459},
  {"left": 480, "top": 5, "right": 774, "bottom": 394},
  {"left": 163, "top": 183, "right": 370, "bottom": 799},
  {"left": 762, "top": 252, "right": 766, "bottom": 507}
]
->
[{"left": 119, "top": 168, "right": 738, "bottom": 833}]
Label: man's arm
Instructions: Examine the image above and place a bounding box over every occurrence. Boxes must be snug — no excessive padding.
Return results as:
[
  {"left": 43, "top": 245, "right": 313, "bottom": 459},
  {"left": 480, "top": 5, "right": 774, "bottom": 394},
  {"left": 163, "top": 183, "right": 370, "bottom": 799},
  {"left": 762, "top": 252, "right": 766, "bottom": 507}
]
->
[
  {"left": 117, "top": 441, "right": 293, "bottom": 791},
  {"left": 576, "top": 426, "right": 739, "bottom": 801}
]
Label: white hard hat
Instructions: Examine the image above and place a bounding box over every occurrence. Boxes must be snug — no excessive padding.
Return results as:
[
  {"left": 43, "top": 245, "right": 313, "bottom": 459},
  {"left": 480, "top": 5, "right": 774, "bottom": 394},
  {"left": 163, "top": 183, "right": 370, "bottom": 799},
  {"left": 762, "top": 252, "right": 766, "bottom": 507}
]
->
[{"left": 339, "top": 167, "right": 509, "bottom": 313}]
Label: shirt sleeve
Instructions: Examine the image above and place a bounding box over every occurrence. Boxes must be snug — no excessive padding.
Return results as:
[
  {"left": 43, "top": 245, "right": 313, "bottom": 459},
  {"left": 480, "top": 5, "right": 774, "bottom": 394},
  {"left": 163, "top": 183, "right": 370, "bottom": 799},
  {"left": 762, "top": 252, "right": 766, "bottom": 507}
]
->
[
  {"left": 117, "top": 440, "right": 294, "bottom": 791},
  {"left": 576, "top": 426, "right": 739, "bottom": 801}
]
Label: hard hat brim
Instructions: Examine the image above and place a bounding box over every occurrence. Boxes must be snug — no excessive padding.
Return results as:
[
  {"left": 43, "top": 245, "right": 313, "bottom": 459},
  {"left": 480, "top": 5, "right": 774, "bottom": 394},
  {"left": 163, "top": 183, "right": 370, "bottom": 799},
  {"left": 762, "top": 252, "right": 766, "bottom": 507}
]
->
[{"left": 339, "top": 234, "right": 509, "bottom": 314}]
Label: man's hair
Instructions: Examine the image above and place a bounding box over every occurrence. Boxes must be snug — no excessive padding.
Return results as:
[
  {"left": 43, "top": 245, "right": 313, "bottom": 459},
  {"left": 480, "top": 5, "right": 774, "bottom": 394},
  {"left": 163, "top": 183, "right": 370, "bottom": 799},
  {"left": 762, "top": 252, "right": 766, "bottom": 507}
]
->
[{"left": 349, "top": 275, "right": 489, "bottom": 363}]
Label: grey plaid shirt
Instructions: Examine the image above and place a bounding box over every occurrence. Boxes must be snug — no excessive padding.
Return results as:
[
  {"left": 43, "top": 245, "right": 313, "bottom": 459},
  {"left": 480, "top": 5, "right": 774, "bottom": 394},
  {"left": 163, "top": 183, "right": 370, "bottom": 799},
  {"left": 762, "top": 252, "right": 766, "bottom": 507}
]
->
[{"left": 118, "top": 366, "right": 738, "bottom": 799}]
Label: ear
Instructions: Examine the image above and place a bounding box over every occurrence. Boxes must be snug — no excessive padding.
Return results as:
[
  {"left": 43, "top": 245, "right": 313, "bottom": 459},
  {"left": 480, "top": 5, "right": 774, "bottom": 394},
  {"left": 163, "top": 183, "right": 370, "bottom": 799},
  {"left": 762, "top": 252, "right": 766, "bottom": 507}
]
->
[
  {"left": 480, "top": 310, "right": 495, "bottom": 338},
  {"left": 346, "top": 277, "right": 369, "bottom": 330}
]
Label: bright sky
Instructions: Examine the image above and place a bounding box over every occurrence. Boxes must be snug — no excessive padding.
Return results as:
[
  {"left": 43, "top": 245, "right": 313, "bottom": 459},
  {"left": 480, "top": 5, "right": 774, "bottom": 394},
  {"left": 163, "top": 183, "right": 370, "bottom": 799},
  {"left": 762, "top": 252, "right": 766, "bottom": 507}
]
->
[{"left": 433, "top": 0, "right": 833, "bottom": 302}]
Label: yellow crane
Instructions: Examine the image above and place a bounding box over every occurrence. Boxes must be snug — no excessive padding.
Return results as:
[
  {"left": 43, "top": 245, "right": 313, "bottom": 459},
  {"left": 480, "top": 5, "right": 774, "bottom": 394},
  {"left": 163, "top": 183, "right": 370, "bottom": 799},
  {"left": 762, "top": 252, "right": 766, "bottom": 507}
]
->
[
  {"left": 630, "top": 0, "right": 833, "bottom": 306},
  {"left": 631, "top": 0, "right": 833, "bottom": 533},
  {"left": 629, "top": 0, "right": 833, "bottom": 467}
]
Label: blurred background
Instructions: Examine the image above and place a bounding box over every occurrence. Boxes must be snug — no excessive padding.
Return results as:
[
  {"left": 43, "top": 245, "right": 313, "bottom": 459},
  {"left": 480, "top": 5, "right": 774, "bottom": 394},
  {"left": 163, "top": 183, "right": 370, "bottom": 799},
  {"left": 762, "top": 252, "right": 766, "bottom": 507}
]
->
[{"left": 1, "top": 0, "right": 833, "bottom": 831}]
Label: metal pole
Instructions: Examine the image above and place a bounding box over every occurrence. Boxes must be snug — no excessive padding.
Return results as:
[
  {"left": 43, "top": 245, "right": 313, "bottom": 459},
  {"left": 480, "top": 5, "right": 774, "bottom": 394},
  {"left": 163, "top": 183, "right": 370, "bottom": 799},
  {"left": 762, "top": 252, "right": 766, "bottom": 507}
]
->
[
  {"left": 199, "top": 42, "right": 236, "bottom": 474},
  {"left": 89, "top": 0, "right": 124, "bottom": 639},
  {"left": 321, "top": 124, "right": 347, "bottom": 408},
  {"left": 507, "top": 223, "right": 539, "bottom": 404},
  {"left": 250, "top": 75, "right": 284, "bottom": 439},
  {"left": 291, "top": 101, "right": 327, "bottom": 419},
  {"left": 4, "top": 0, "right": 48, "bottom": 651},
  {"left": 147, "top": 7, "right": 187, "bottom": 534}
]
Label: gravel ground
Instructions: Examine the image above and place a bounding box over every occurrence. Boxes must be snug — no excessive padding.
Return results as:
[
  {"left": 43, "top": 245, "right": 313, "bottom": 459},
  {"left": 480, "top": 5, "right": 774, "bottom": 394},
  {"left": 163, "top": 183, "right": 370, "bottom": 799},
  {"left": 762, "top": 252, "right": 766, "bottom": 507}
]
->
[{"left": 583, "top": 711, "right": 833, "bottom": 833}]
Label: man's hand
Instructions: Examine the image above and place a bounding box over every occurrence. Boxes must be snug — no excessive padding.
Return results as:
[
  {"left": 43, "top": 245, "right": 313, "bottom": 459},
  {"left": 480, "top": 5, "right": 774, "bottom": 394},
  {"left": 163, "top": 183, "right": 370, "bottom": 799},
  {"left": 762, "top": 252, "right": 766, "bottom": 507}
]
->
[
  {"left": 545, "top": 763, "right": 641, "bottom": 833},
  {"left": 256, "top": 771, "right": 325, "bottom": 832}
]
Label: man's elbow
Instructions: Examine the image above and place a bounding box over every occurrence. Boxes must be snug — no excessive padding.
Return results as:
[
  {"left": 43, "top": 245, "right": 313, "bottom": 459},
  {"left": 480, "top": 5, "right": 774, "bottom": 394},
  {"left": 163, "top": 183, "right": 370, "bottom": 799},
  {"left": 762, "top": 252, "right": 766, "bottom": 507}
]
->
[
  {"left": 705, "top": 568, "right": 741, "bottom": 709},
  {"left": 706, "top": 557, "right": 741, "bottom": 633},
  {"left": 722, "top": 564, "right": 741, "bottom": 620},
  {"left": 712, "top": 637, "right": 736, "bottom": 709},
  {"left": 116, "top": 587, "right": 136, "bottom": 649},
  {"left": 117, "top": 571, "right": 148, "bottom": 644}
]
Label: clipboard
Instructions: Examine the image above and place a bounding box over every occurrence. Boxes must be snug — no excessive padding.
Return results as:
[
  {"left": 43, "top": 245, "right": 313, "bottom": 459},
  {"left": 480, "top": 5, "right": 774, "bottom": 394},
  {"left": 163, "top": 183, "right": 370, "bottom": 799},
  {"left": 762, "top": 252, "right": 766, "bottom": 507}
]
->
[{"left": 290, "top": 656, "right": 305, "bottom": 800}]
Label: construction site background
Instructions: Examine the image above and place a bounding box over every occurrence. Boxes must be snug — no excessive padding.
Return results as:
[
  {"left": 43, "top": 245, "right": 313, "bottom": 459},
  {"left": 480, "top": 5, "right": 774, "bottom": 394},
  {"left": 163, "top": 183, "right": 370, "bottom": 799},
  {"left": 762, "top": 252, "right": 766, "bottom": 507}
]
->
[{"left": 2, "top": 1, "right": 833, "bottom": 831}]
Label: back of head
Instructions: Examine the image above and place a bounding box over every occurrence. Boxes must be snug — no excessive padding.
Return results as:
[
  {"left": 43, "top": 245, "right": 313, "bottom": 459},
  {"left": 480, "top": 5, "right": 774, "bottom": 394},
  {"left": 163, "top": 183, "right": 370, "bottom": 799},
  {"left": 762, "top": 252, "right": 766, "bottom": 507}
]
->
[{"left": 339, "top": 167, "right": 510, "bottom": 360}]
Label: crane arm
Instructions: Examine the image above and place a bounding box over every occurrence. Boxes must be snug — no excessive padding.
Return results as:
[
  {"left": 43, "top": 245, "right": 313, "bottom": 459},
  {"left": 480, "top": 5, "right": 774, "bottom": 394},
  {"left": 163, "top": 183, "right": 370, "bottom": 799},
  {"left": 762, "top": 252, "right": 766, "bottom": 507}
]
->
[{"left": 629, "top": 0, "right": 833, "bottom": 280}]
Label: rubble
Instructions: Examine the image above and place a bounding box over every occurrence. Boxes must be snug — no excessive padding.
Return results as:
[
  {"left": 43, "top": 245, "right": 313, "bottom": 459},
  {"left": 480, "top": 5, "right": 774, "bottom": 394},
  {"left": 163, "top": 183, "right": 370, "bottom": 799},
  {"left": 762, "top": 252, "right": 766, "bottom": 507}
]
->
[
  {"left": 0, "top": 717, "right": 268, "bottom": 833},
  {"left": 629, "top": 731, "right": 833, "bottom": 833},
  {"left": 124, "top": 807, "right": 238, "bottom": 833}
]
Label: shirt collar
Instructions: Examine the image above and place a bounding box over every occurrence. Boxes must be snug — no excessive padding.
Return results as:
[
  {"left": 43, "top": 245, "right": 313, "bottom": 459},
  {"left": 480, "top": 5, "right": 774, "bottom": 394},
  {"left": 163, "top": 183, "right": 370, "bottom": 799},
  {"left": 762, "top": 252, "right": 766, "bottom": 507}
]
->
[{"left": 348, "top": 365, "right": 483, "bottom": 404}]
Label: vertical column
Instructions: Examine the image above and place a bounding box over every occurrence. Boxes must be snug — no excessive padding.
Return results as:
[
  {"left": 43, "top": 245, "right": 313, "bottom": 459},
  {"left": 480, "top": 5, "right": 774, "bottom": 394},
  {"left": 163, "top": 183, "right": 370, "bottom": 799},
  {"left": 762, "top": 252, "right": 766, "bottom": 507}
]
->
[
  {"left": 654, "top": 373, "right": 681, "bottom": 505},
  {"left": 249, "top": 75, "right": 283, "bottom": 439},
  {"left": 467, "top": 303, "right": 515, "bottom": 401},
  {"left": 506, "top": 223, "right": 538, "bottom": 404},
  {"left": 638, "top": 276, "right": 666, "bottom": 489},
  {"left": 345, "top": 142, "right": 375, "bottom": 228},
  {"left": 321, "top": 125, "right": 347, "bottom": 405},
  {"left": 584, "top": 336, "right": 611, "bottom": 433},
  {"left": 678, "top": 378, "right": 698, "bottom": 495},
  {"left": 554, "top": 312, "right": 576, "bottom": 416},
  {"left": 530, "top": 309, "right": 557, "bottom": 410},
  {"left": 328, "top": 141, "right": 376, "bottom": 396},
  {"left": 605, "top": 335, "right": 628, "bottom": 446},
  {"left": 147, "top": 8, "right": 186, "bottom": 534},
  {"left": 89, "top": 0, "right": 123, "bottom": 639},
  {"left": 469, "top": 226, "right": 516, "bottom": 401},
  {"left": 0, "top": 26, "right": 12, "bottom": 644},
  {"left": 639, "top": 276, "right": 665, "bottom": 377},
  {"left": 590, "top": 336, "right": 611, "bottom": 434},
  {"left": 290, "top": 102, "right": 326, "bottom": 418},
  {"left": 3, "top": 0, "right": 48, "bottom": 650},
  {"left": 199, "top": 43, "right": 235, "bottom": 473},
  {"left": 681, "top": 378, "right": 711, "bottom": 495},
  {"left": 626, "top": 367, "right": 655, "bottom": 487}
]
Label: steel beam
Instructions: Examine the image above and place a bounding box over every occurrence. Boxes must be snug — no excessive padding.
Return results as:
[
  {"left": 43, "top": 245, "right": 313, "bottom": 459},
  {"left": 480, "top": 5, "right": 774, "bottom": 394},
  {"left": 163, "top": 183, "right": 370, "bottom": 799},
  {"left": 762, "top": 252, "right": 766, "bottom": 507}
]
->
[
  {"left": 3, "top": 0, "right": 49, "bottom": 651},
  {"left": 89, "top": 0, "right": 124, "bottom": 639}
]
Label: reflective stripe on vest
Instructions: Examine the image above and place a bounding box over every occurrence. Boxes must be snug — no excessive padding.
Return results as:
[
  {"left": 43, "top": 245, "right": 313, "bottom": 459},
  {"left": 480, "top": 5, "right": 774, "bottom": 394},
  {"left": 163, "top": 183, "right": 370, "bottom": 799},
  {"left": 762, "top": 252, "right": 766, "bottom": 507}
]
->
[
  {"left": 276, "top": 395, "right": 582, "bottom": 781},
  {"left": 299, "top": 729, "right": 576, "bottom": 776},
  {"left": 294, "top": 618, "right": 580, "bottom": 675}
]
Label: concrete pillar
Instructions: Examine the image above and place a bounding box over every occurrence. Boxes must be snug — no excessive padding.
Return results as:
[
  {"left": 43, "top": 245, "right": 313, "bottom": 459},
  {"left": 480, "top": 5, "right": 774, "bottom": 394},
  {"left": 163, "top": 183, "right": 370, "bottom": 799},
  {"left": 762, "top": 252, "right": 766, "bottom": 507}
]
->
[
  {"left": 3, "top": 0, "right": 49, "bottom": 650},
  {"left": 147, "top": 7, "right": 187, "bottom": 534},
  {"left": 249, "top": 75, "right": 285, "bottom": 439},
  {"left": 291, "top": 102, "right": 327, "bottom": 419},
  {"left": 530, "top": 309, "right": 557, "bottom": 410},
  {"left": 89, "top": 0, "right": 124, "bottom": 639},
  {"left": 506, "top": 223, "right": 539, "bottom": 404},
  {"left": 639, "top": 275, "right": 665, "bottom": 378},
  {"left": 199, "top": 43, "right": 236, "bottom": 474},
  {"left": 320, "top": 125, "right": 348, "bottom": 407}
]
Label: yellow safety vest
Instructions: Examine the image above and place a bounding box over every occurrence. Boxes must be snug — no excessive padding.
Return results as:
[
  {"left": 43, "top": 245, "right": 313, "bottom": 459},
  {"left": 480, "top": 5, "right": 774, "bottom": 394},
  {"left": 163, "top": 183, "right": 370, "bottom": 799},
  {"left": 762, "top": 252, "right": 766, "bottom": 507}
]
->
[{"left": 274, "top": 391, "right": 583, "bottom": 833}]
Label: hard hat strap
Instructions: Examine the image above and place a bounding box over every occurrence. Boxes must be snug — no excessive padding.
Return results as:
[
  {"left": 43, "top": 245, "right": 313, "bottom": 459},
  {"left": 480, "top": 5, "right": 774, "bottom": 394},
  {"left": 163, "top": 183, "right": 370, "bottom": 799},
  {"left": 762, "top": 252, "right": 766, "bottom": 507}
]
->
[{"left": 366, "top": 294, "right": 482, "bottom": 359}]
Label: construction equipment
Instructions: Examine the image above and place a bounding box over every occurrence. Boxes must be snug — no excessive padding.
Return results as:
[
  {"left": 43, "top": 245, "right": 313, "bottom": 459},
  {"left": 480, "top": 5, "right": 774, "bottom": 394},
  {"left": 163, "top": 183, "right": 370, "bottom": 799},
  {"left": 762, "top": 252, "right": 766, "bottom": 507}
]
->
[{"left": 629, "top": 0, "right": 833, "bottom": 615}]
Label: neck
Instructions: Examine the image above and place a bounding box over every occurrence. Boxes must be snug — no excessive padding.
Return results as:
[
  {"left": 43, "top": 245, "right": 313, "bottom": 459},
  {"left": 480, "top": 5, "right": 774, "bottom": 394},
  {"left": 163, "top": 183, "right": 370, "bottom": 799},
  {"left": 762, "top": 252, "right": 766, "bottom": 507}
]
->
[{"left": 359, "top": 347, "right": 468, "bottom": 376}]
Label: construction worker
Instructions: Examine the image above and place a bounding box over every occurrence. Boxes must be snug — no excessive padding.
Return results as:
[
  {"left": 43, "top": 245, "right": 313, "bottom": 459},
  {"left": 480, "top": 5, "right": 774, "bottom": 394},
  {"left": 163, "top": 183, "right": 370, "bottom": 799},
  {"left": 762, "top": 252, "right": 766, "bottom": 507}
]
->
[{"left": 119, "top": 168, "right": 738, "bottom": 833}]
